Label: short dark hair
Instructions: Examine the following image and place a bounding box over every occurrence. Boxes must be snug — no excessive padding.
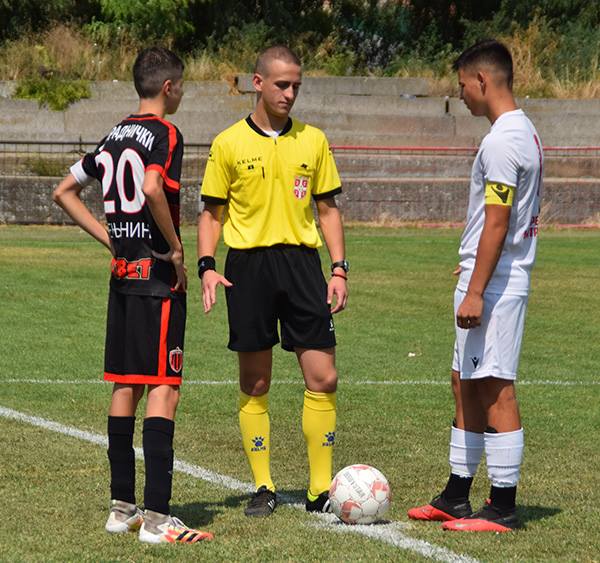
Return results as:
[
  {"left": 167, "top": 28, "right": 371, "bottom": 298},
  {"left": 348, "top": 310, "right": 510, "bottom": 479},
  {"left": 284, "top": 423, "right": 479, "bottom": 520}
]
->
[
  {"left": 254, "top": 45, "right": 301, "bottom": 76},
  {"left": 453, "top": 39, "right": 513, "bottom": 89},
  {"left": 133, "top": 47, "right": 184, "bottom": 99}
]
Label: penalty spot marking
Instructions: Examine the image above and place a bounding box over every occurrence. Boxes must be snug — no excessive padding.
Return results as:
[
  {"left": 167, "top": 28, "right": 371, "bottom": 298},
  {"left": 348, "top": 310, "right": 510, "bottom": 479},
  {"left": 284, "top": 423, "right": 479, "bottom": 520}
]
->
[
  {"left": 3, "top": 378, "right": 600, "bottom": 386},
  {"left": 0, "top": 405, "right": 477, "bottom": 563}
]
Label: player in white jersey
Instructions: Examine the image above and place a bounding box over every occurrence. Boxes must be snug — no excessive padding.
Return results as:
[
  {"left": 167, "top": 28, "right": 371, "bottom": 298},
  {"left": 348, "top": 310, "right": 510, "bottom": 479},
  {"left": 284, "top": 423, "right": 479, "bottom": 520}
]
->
[{"left": 408, "top": 40, "right": 542, "bottom": 532}]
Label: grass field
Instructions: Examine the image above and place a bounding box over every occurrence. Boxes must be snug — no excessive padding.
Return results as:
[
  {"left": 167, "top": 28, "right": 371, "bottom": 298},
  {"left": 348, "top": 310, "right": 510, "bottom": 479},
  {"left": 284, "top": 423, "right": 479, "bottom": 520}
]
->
[{"left": 1, "top": 224, "right": 599, "bottom": 562}]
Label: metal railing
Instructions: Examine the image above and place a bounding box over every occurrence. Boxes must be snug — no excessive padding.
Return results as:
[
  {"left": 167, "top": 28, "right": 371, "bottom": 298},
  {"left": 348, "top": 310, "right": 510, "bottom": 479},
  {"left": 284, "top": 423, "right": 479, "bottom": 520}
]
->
[
  {"left": 0, "top": 140, "right": 211, "bottom": 178},
  {"left": 1, "top": 140, "right": 600, "bottom": 178}
]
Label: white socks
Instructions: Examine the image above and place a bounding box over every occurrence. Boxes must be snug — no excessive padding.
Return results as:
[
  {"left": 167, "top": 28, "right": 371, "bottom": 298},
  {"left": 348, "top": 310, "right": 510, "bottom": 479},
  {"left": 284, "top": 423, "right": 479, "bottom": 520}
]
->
[
  {"left": 484, "top": 428, "right": 524, "bottom": 487},
  {"left": 449, "top": 426, "right": 485, "bottom": 477}
]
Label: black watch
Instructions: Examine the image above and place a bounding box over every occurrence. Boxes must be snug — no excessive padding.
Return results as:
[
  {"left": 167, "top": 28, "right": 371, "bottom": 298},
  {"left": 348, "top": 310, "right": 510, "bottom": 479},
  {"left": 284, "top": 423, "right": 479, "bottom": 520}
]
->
[{"left": 331, "top": 260, "right": 349, "bottom": 273}]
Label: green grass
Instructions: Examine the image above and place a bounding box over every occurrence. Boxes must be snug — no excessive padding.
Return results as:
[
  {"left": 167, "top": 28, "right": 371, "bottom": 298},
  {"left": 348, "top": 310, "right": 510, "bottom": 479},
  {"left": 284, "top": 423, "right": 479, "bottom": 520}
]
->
[{"left": 1, "top": 225, "right": 600, "bottom": 561}]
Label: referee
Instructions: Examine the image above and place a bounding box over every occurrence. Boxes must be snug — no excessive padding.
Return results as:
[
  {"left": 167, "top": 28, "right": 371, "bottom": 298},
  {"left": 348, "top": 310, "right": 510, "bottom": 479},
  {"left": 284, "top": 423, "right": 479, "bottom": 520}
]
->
[{"left": 197, "top": 45, "right": 348, "bottom": 517}]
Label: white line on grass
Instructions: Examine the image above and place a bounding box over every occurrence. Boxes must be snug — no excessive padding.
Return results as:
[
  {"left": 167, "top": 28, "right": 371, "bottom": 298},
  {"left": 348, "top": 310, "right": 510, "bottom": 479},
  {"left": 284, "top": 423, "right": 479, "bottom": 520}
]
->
[
  {"left": 309, "top": 516, "right": 479, "bottom": 563},
  {"left": 0, "top": 404, "right": 477, "bottom": 563},
  {"left": 4, "top": 378, "right": 600, "bottom": 386}
]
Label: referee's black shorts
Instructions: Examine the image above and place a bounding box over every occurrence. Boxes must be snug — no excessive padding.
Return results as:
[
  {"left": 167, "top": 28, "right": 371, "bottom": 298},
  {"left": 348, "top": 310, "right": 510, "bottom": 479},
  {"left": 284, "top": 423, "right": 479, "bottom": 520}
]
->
[
  {"left": 104, "top": 288, "right": 186, "bottom": 385},
  {"left": 224, "top": 245, "right": 336, "bottom": 352}
]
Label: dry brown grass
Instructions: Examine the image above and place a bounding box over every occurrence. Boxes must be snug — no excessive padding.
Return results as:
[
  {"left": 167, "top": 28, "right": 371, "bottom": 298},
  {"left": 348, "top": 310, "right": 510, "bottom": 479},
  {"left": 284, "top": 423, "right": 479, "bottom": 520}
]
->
[
  {"left": 184, "top": 51, "right": 239, "bottom": 83},
  {"left": 0, "top": 24, "right": 139, "bottom": 81},
  {"left": 1, "top": 22, "right": 598, "bottom": 98},
  {"left": 503, "top": 20, "right": 557, "bottom": 98}
]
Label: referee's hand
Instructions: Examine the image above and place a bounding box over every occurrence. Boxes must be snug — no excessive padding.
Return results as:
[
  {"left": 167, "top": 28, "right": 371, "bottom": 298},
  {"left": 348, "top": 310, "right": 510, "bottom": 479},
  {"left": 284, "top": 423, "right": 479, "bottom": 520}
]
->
[
  {"left": 201, "top": 269, "right": 233, "bottom": 313},
  {"left": 328, "top": 276, "right": 348, "bottom": 314}
]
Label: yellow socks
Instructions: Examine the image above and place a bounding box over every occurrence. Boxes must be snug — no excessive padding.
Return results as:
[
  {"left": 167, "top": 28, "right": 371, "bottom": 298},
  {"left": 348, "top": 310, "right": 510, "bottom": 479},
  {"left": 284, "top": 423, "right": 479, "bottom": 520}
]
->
[
  {"left": 240, "top": 389, "right": 336, "bottom": 497},
  {"left": 239, "top": 391, "right": 275, "bottom": 492},
  {"left": 302, "top": 389, "right": 336, "bottom": 499}
]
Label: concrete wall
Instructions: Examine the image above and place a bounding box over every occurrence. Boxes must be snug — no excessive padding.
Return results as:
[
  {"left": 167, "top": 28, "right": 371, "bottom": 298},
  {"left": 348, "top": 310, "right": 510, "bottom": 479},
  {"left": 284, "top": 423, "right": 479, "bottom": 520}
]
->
[
  {"left": 1, "top": 79, "right": 600, "bottom": 146},
  {"left": 3, "top": 175, "right": 598, "bottom": 225},
  {"left": 1, "top": 78, "right": 599, "bottom": 225}
]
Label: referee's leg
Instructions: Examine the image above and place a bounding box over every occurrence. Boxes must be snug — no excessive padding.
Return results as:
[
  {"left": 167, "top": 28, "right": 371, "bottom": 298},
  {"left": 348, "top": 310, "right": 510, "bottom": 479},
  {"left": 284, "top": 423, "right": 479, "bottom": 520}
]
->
[
  {"left": 297, "top": 347, "right": 337, "bottom": 508},
  {"left": 238, "top": 350, "right": 276, "bottom": 507}
]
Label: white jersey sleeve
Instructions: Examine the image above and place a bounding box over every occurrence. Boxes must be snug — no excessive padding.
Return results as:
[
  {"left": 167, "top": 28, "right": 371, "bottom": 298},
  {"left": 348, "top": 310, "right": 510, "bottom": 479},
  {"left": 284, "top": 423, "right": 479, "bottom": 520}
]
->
[
  {"left": 70, "top": 160, "right": 95, "bottom": 187},
  {"left": 479, "top": 135, "right": 519, "bottom": 188}
]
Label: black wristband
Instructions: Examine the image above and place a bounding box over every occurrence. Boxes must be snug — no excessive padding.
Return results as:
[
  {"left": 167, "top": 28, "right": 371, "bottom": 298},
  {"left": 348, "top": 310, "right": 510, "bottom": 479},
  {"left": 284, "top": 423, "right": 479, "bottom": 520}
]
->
[{"left": 197, "top": 256, "right": 216, "bottom": 279}]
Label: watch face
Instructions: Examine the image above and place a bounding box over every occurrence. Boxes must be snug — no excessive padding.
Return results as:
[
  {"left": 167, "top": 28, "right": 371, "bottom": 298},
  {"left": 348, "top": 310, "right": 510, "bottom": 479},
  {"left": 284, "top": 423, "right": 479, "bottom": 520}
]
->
[{"left": 332, "top": 260, "right": 349, "bottom": 273}]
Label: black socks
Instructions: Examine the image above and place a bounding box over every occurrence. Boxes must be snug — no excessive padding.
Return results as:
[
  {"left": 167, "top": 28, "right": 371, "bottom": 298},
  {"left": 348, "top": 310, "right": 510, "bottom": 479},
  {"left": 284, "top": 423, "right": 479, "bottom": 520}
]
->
[
  {"left": 107, "top": 416, "right": 136, "bottom": 504},
  {"left": 441, "top": 472, "right": 474, "bottom": 502},
  {"left": 143, "top": 417, "right": 175, "bottom": 515}
]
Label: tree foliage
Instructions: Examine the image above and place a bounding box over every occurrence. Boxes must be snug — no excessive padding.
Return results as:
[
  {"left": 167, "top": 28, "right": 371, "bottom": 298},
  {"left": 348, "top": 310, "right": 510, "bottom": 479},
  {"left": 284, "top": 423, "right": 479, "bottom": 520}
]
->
[
  {"left": 0, "top": 0, "right": 99, "bottom": 41},
  {"left": 1, "top": 0, "right": 599, "bottom": 80}
]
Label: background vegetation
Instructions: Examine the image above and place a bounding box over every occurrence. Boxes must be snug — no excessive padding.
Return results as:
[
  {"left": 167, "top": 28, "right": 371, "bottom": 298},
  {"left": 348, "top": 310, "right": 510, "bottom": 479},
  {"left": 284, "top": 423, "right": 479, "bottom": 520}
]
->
[{"left": 0, "top": 0, "right": 599, "bottom": 97}]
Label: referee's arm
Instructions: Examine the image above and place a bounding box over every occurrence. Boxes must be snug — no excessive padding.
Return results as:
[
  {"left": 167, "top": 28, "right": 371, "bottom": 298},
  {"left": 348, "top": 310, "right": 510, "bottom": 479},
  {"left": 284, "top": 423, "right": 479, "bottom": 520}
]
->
[
  {"left": 316, "top": 197, "right": 348, "bottom": 313},
  {"left": 197, "top": 203, "right": 232, "bottom": 313}
]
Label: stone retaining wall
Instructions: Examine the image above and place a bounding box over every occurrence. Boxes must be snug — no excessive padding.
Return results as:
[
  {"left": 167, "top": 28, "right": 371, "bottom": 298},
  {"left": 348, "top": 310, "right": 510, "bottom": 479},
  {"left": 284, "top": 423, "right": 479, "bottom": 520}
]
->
[
  {"left": 1, "top": 78, "right": 598, "bottom": 225},
  {"left": 3, "top": 176, "right": 598, "bottom": 225}
]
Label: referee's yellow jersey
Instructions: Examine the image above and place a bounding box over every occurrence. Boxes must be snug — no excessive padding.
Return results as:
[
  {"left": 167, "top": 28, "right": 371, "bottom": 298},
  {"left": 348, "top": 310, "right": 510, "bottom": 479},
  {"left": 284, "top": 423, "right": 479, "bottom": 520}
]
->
[{"left": 200, "top": 116, "right": 342, "bottom": 249}]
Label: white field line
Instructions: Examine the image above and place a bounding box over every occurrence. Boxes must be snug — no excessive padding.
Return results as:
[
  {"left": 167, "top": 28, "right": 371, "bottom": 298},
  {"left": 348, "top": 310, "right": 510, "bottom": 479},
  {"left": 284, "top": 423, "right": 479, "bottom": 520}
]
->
[
  {"left": 0, "top": 404, "right": 477, "bottom": 563},
  {"left": 309, "top": 516, "right": 479, "bottom": 563},
  {"left": 3, "top": 378, "right": 600, "bottom": 386}
]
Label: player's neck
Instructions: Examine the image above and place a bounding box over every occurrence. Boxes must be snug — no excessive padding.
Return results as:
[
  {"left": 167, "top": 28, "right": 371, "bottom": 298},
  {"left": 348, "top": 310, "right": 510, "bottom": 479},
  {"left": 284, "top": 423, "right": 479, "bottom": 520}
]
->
[
  {"left": 486, "top": 92, "right": 518, "bottom": 124},
  {"left": 251, "top": 105, "right": 289, "bottom": 134},
  {"left": 137, "top": 98, "right": 167, "bottom": 120}
]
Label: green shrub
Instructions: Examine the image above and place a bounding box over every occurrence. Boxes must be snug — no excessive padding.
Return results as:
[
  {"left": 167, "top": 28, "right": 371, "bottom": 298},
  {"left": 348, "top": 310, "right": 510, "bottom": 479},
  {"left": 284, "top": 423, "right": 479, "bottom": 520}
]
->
[
  {"left": 14, "top": 77, "right": 91, "bottom": 111},
  {"left": 25, "top": 157, "right": 67, "bottom": 177},
  {"left": 90, "top": 0, "right": 192, "bottom": 46},
  {"left": 213, "top": 21, "right": 274, "bottom": 73}
]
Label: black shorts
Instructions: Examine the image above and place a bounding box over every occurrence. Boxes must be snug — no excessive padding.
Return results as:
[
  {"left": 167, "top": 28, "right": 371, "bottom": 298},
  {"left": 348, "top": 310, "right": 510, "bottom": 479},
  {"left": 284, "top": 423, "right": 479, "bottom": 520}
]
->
[
  {"left": 224, "top": 245, "right": 336, "bottom": 352},
  {"left": 104, "top": 288, "right": 186, "bottom": 385}
]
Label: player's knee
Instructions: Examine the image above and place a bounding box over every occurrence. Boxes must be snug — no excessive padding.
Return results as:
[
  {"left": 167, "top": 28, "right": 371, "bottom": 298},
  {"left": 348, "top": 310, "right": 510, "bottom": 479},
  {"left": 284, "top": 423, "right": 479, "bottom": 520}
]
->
[
  {"left": 240, "top": 377, "right": 270, "bottom": 396},
  {"left": 146, "top": 384, "right": 180, "bottom": 417},
  {"left": 305, "top": 368, "right": 337, "bottom": 393}
]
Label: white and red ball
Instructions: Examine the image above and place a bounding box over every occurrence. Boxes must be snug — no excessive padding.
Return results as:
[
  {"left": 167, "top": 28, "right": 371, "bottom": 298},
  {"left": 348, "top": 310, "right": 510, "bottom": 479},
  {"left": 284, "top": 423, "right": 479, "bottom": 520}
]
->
[{"left": 328, "top": 464, "right": 391, "bottom": 524}]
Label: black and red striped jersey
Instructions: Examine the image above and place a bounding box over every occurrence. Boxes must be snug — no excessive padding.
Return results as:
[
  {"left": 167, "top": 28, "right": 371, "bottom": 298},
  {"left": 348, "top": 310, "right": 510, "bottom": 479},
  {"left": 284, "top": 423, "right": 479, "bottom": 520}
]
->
[{"left": 71, "top": 114, "right": 184, "bottom": 297}]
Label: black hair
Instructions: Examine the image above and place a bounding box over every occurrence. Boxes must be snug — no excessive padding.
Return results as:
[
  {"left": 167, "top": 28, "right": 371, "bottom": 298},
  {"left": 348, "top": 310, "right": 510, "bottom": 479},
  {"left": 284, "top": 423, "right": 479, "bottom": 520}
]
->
[
  {"left": 254, "top": 44, "right": 301, "bottom": 76},
  {"left": 453, "top": 39, "right": 513, "bottom": 89},
  {"left": 133, "top": 46, "right": 184, "bottom": 99}
]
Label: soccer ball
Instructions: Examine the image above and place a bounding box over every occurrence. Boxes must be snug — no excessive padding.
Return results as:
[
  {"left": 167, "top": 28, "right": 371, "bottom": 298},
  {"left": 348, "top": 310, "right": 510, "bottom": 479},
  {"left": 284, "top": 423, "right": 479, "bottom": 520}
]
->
[{"left": 328, "top": 464, "right": 391, "bottom": 524}]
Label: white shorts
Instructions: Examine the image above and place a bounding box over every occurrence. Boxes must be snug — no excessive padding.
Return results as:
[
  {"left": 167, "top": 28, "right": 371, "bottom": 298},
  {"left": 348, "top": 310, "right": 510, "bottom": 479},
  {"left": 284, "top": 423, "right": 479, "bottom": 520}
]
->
[{"left": 452, "top": 288, "right": 528, "bottom": 380}]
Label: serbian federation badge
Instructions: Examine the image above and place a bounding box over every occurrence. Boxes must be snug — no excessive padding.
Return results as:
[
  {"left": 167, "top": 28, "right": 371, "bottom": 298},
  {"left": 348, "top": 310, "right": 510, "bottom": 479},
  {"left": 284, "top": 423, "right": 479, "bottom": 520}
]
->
[
  {"left": 169, "top": 347, "right": 183, "bottom": 373},
  {"left": 293, "top": 175, "right": 309, "bottom": 199}
]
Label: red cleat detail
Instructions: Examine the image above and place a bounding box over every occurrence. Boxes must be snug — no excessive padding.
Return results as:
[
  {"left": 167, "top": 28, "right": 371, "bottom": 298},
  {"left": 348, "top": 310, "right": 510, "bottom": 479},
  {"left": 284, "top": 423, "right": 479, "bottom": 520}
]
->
[
  {"left": 407, "top": 504, "right": 458, "bottom": 522},
  {"left": 442, "top": 518, "right": 513, "bottom": 532}
]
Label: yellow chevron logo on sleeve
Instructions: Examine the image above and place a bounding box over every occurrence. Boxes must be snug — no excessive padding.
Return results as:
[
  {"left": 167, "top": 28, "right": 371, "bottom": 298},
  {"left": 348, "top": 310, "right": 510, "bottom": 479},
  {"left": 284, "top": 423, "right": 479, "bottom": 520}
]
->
[{"left": 485, "top": 181, "right": 514, "bottom": 206}]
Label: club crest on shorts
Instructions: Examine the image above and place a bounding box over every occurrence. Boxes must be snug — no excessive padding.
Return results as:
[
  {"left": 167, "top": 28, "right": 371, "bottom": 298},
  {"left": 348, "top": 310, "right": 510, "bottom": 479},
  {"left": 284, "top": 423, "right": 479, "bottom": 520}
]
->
[
  {"left": 169, "top": 347, "right": 183, "bottom": 373},
  {"left": 293, "top": 175, "right": 309, "bottom": 199}
]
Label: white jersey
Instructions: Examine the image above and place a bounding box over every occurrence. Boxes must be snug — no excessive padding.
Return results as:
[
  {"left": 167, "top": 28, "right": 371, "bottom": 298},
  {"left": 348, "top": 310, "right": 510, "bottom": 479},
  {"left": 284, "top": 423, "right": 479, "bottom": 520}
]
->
[{"left": 457, "top": 109, "right": 543, "bottom": 296}]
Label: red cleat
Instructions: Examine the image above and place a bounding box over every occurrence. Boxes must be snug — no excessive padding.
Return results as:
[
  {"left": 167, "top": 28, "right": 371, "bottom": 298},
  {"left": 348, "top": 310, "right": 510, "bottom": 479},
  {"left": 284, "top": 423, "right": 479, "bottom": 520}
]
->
[
  {"left": 408, "top": 495, "right": 472, "bottom": 522},
  {"left": 442, "top": 502, "right": 518, "bottom": 532}
]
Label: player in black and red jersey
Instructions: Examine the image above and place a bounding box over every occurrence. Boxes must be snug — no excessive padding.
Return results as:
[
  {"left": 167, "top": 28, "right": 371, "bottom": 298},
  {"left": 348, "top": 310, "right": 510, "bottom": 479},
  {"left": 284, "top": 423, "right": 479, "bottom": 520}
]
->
[{"left": 53, "top": 47, "right": 213, "bottom": 545}]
